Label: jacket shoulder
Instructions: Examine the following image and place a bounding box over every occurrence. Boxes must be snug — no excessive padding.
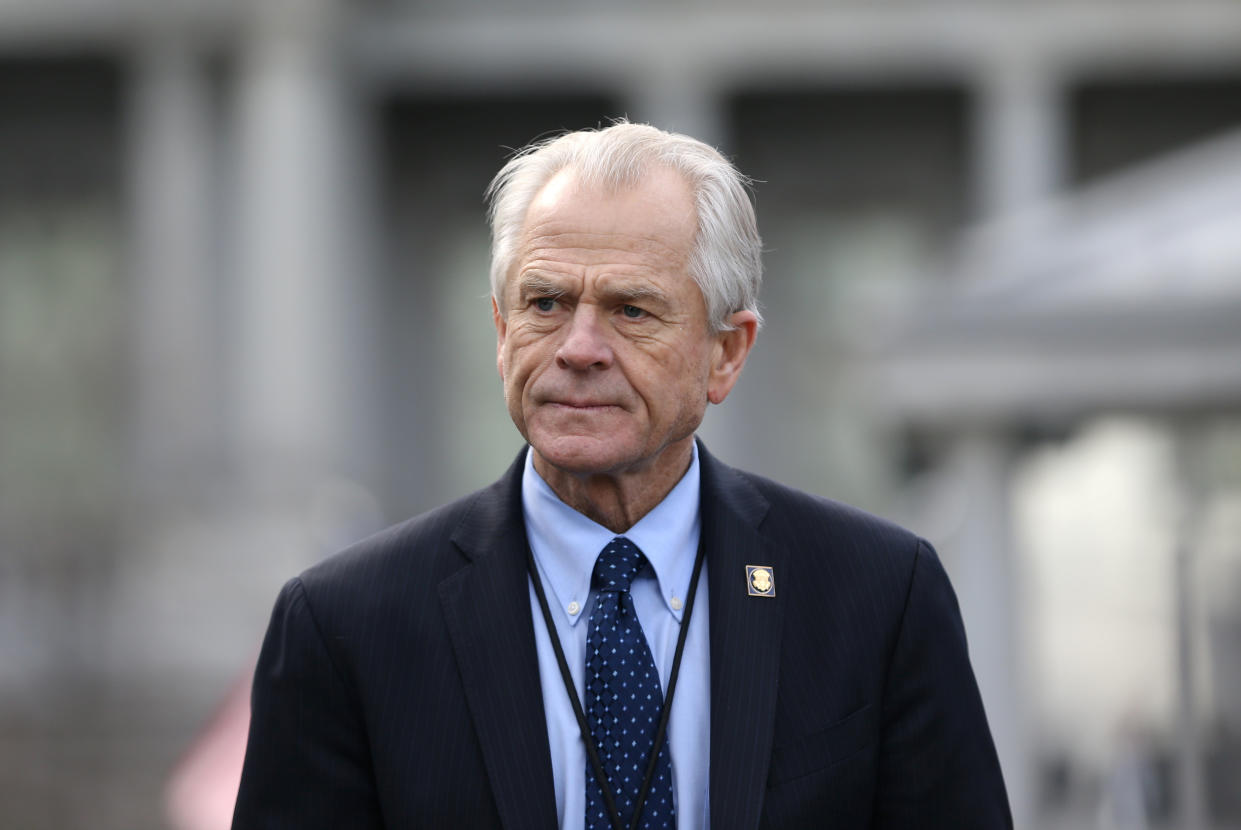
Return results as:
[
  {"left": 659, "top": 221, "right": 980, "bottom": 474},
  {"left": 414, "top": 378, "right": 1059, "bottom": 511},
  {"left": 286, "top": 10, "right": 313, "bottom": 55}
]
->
[{"left": 292, "top": 482, "right": 497, "bottom": 621}]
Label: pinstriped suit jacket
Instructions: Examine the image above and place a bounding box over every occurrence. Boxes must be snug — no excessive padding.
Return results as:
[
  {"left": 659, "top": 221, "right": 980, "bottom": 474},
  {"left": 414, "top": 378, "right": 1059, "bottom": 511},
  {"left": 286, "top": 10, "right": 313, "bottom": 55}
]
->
[{"left": 232, "top": 443, "right": 1011, "bottom": 829}]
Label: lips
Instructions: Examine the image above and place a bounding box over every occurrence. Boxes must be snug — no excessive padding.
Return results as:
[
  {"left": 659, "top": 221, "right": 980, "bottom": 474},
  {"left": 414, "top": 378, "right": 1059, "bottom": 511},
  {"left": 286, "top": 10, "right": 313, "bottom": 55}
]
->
[
  {"left": 549, "top": 400, "right": 617, "bottom": 409},
  {"left": 532, "top": 381, "right": 627, "bottom": 411}
]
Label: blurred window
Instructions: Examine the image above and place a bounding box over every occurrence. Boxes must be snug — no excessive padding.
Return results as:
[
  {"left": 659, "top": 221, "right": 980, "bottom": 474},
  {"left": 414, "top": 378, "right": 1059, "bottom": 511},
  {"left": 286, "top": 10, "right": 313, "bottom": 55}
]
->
[
  {"left": 1070, "top": 75, "right": 1241, "bottom": 183},
  {"left": 0, "top": 54, "right": 125, "bottom": 825},
  {"left": 718, "top": 86, "right": 970, "bottom": 508}
]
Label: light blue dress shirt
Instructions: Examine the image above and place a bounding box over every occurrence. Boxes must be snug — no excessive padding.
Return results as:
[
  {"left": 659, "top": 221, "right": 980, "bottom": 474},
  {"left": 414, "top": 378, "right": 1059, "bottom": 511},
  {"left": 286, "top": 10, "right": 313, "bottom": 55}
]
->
[{"left": 523, "top": 444, "right": 711, "bottom": 830}]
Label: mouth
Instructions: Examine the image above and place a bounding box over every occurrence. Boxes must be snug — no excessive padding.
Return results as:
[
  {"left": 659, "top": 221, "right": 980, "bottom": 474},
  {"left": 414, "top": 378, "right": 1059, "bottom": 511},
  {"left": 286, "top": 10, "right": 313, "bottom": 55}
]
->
[{"left": 548, "top": 400, "right": 618, "bottom": 411}]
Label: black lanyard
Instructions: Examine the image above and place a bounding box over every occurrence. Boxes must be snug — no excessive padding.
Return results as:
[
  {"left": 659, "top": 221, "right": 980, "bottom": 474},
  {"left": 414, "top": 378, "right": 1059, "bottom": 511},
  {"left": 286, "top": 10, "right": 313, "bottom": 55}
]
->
[{"left": 526, "top": 537, "right": 707, "bottom": 830}]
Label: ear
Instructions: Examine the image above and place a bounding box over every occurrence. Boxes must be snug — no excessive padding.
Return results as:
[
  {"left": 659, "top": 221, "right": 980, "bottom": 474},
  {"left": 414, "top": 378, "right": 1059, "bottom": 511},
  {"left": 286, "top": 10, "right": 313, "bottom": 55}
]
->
[
  {"left": 492, "top": 296, "right": 507, "bottom": 380},
  {"left": 707, "top": 310, "right": 758, "bottom": 405}
]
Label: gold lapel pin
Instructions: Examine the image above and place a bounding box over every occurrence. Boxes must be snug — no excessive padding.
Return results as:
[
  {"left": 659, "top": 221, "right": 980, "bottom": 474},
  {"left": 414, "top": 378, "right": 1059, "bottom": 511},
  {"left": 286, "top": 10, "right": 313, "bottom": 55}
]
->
[{"left": 746, "top": 565, "right": 775, "bottom": 597}]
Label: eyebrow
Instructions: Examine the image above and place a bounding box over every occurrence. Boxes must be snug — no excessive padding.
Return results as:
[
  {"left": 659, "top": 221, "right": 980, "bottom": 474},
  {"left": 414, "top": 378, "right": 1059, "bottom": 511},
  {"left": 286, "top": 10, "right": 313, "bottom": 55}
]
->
[
  {"left": 607, "top": 284, "right": 671, "bottom": 307},
  {"left": 516, "top": 274, "right": 567, "bottom": 301}
]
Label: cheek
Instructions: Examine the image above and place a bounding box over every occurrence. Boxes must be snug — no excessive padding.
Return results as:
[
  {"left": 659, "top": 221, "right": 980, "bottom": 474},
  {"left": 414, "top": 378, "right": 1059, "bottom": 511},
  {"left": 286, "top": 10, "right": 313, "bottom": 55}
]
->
[
  {"left": 501, "top": 363, "right": 528, "bottom": 431},
  {"left": 500, "top": 343, "right": 540, "bottom": 404},
  {"left": 641, "top": 354, "right": 707, "bottom": 415},
  {"left": 673, "top": 351, "right": 714, "bottom": 411}
]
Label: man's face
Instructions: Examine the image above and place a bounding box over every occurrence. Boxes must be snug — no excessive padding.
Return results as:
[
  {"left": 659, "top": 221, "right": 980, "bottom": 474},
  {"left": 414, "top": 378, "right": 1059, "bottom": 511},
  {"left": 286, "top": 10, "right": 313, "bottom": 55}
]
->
[{"left": 493, "top": 166, "right": 743, "bottom": 482}]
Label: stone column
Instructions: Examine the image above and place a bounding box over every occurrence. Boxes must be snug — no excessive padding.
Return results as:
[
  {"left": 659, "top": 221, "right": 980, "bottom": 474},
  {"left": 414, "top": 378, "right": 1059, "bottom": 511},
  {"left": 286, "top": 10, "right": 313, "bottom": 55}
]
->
[
  {"left": 113, "top": 34, "right": 226, "bottom": 685},
  {"left": 943, "top": 431, "right": 1029, "bottom": 828},
  {"left": 233, "top": 0, "right": 360, "bottom": 478},
  {"left": 973, "top": 55, "right": 1064, "bottom": 220},
  {"left": 1172, "top": 423, "right": 1209, "bottom": 830},
  {"left": 129, "top": 35, "right": 218, "bottom": 497},
  {"left": 626, "top": 59, "right": 725, "bottom": 149},
  {"left": 227, "top": 0, "right": 381, "bottom": 636}
]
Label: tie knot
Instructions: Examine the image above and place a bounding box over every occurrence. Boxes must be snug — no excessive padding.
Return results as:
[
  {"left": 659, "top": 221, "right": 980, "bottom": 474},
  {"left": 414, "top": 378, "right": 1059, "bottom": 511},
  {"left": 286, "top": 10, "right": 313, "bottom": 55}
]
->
[{"left": 592, "top": 537, "right": 647, "bottom": 593}]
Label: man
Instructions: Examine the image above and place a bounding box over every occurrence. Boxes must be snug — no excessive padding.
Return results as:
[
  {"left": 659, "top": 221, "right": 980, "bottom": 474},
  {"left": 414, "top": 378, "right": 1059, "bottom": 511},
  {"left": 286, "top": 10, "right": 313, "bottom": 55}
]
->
[{"left": 233, "top": 122, "right": 1011, "bottom": 829}]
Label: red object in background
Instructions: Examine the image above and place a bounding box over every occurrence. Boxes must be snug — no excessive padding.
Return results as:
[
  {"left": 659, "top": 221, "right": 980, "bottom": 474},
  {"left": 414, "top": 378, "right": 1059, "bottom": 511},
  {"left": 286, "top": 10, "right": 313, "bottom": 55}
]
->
[{"left": 165, "top": 665, "right": 254, "bottom": 830}]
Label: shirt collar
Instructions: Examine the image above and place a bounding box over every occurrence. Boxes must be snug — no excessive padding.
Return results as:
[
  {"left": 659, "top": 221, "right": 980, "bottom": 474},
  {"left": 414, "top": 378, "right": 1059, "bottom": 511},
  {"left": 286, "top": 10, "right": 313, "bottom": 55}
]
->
[{"left": 521, "top": 443, "right": 702, "bottom": 627}]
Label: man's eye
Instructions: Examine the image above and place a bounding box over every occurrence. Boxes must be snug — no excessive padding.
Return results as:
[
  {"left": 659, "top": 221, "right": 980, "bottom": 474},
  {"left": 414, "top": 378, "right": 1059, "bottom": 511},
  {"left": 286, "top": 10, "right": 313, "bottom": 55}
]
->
[
  {"left": 534, "top": 297, "right": 557, "bottom": 312},
  {"left": 621, "top": 305, "right": 645, "bottom": 319}
]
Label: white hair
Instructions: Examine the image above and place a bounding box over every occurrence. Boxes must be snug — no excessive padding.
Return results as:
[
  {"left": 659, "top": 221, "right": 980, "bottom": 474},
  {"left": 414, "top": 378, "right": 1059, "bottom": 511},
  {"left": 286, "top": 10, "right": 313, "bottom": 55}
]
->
[{"left": 485, "top": 121, "right": 763, "bottom": 332}]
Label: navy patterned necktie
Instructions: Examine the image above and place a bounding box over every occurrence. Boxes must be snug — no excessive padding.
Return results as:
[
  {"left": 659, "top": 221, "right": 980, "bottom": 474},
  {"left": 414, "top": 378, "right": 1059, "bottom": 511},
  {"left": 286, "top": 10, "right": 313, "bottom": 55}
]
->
[{"left": 585, "top": 537, "right": 676, "bottom": 830}]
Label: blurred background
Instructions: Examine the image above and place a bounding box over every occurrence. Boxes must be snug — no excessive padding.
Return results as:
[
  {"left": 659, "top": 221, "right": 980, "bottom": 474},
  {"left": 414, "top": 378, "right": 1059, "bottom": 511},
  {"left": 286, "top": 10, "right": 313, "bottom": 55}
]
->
[{"left": 2, "top": 0, "right": 1240, "bottom": 827}]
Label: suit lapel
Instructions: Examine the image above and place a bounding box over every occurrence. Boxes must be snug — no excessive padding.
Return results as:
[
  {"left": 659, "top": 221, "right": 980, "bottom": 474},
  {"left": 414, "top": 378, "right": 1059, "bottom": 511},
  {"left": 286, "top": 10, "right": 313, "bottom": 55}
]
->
[
  {"left": 439, "top": 450, "right": 559, "bottom": 830},
  {"left": 700, "top": 444, "right": 784, "bottom": 830}
]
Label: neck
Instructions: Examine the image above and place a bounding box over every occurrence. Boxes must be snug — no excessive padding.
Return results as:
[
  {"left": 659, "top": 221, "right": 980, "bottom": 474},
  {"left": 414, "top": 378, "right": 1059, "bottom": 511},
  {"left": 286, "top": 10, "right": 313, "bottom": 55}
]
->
[{"left": 532, "top": 439, "right": 694, "bottom": 534}]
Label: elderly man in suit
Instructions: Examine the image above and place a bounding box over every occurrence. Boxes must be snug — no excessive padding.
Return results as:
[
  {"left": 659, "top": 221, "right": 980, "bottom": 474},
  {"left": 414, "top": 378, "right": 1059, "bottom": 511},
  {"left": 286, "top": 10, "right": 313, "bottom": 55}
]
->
[{"left": 232, "top": 122, "right": 1011, "bottom": 829}]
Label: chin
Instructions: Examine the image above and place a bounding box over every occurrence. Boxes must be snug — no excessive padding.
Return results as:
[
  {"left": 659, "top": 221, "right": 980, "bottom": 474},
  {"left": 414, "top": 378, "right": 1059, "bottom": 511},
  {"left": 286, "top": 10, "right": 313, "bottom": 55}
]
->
[{"left": 531, "top": 435, "right": 639, "bottom": 477}]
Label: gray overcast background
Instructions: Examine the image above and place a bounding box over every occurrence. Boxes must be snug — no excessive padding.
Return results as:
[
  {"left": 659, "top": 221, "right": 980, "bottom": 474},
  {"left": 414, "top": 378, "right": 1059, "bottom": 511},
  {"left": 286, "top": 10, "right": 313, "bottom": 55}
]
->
[{"left": 2, "top": 1, "right": 1241, "bottom": 828}]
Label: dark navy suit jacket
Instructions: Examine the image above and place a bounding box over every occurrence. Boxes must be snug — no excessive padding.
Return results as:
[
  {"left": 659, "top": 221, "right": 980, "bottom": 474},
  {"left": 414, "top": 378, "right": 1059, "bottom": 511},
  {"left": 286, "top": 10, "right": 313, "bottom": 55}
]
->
[{"left": 233, "top": 443, "right": 1011, "bottom": 829}]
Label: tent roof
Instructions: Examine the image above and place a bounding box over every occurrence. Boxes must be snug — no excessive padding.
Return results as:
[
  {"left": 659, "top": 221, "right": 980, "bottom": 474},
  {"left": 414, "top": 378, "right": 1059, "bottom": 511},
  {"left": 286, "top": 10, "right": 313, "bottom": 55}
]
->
[{"left": 867, "top": 128, "right": 1241, "bottom": 428}]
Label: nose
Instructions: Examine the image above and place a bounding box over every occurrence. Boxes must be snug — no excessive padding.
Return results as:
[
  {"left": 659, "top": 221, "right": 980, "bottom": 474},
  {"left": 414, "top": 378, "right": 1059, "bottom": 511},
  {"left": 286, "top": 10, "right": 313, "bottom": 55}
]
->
[{"left": 555, "top": 306, "right": 613, "bottom": 371}]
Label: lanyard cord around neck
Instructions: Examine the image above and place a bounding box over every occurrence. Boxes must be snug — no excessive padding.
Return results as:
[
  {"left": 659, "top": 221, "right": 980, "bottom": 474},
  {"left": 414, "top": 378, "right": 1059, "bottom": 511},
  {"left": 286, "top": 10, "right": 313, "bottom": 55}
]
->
[{"left": 526, "top": 538, "right": 707, "bottom": 830}]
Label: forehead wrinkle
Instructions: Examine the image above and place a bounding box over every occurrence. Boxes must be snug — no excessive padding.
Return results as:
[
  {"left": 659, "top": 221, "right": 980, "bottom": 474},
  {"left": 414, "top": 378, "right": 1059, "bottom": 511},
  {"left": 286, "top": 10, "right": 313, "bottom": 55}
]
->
[{"left": 520, "top": 227, "right": 690, "bottom": 266}]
